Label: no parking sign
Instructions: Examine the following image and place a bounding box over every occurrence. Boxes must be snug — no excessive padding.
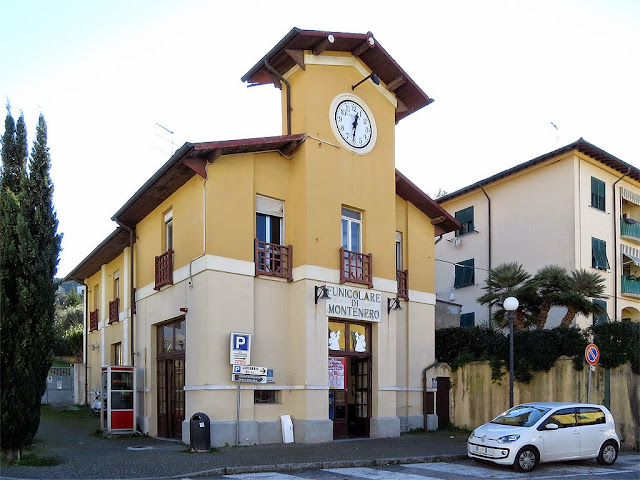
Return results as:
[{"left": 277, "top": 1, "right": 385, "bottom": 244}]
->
[{"left": 585, "top": 343, "right": 600, "bottom": 366}]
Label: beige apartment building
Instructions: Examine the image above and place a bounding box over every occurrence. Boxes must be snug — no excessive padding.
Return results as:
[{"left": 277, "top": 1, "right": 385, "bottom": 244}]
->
[
  {"left": 434, "top": 139, "right": 640, "bottom": 329},
  {"left": 66, "top": 28, "right": 459, "bottom": 446}
]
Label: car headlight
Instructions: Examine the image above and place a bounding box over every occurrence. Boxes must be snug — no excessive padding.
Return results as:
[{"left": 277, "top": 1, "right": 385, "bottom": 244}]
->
[
  {"left": 497, "top": 434, "right": 520, "bottom": 443},
  {"left": 468, "top": 430, "right": 476, "bottom": 441}
]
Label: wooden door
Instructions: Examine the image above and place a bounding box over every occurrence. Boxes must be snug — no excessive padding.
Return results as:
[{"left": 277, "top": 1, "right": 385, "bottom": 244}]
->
[
  {"left": 157, "top": 357, "right": 185, "bottom": 439},
  {"left": 330, "top": 389, "right": 348, "bottom": 439},
  {"left": 436, "top": 376, "right": 450, "bottom": 429},
  {"left": 352, "top": 357, "right": 370, "bottom": 437}
]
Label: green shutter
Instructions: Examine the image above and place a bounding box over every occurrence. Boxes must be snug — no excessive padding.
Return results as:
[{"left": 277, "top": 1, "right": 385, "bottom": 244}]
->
[
  {"left": 593, "top": 299, "right": 607, "bottom": 325},
  {"left": 455, "top": 206, "right": 474, "bottom": 235},
  {"left": 591, "top": 177, "right": 605, "bottom": 211},
  {"left": 592, "top": 238, "right": 610, "bottom": 270},
  {"left": 455, "top": 259, "right": 475, "bottom": 287}
]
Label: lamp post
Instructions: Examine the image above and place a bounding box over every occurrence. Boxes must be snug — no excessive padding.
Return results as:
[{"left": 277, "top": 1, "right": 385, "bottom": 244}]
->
[{"left": 503, "top": 296, "right": 519, "bottom": 408}]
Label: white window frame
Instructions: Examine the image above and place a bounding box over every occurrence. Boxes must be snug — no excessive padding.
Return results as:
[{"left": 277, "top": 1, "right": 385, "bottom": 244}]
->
[
  {"left": 341, "top": 207, "right": 362, "bottom": 253},
  {"left": 256, "top": 195, "right": 284, "bottom": 244},
  {"left": 164, "top": 210, "right": 174, "bottom": 251}
]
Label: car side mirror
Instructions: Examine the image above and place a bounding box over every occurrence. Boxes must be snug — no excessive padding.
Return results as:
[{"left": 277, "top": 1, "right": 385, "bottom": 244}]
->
[{"left": 545, "top": 423, "right": 559, "bottom": 430}]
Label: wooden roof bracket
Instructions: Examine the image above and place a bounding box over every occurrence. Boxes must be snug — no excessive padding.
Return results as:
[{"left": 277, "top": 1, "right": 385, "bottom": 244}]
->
[
  {"left": 351, "top": 32, "right": 375, "bottom": 57},
  {"left": 285, "top": 49, "right": 305, "bottom": 70},
  {"left": 312, "top": 34, "right": 335, "bottom": 55}
]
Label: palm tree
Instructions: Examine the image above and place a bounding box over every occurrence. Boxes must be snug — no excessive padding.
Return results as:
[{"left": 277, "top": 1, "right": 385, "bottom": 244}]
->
[
  {"left": 532, "top": 265, "right": 570, "bottom": 329},
  {"left": 558, "top": 269, "right": 606, "bottom": 327},
  {"left": 477, "top": 262, "right": 538, "bottom": 330}
]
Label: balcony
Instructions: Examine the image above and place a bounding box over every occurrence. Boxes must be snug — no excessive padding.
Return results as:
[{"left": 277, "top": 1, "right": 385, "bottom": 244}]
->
[
  {"left": 340, "top": 247, "right": 373, "bottom": 288},
  {"left": 154, "top": 249, "right": 173, "bottom": 290},
  {"left": 621, "top": 276, "right": 640, "bottom": 298},
  {"left": 621, "top": 218, "right": 640, "bottom": 245},
  {"left": 254, "top": 238, "right": 293, "bottom": 281},
  {"left": 89, "top": 310, "right": 98, "bottom": 332},
  {"left": 396, "top": 269, "right": 409, "bottom": 299},
  {"left": 108, "top": 298, "right": 119, "bottom": 324}
]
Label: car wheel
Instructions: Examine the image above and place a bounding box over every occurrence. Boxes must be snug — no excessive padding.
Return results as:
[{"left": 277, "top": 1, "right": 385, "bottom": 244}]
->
[
  {"left": 597, "top": 440, "right": 618, "bottom": 465},
  {"left": 513, "top": 446, "right": 539, "bottom": 472}
]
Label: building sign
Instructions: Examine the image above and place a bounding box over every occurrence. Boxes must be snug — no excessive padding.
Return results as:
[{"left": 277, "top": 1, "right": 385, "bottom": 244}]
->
[
  {"left": 328, "top": 357, "right": 347, "bottom": 389},
  {"left": 325, "top": 285, "right": 382, "bottom": 322}
]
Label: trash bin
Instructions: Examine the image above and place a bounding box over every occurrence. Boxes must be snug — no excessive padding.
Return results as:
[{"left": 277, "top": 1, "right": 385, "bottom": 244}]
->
[{"left": 189, "top": 412, "right": 211, "bottom": 451}]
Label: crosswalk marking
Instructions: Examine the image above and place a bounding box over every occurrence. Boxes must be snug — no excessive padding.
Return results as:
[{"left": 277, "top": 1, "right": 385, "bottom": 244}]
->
[
  {"left": 324, "top": 466, "right": 441, "bottom": 480},
  {"left": 219, "top": 458, "right": 639, "bottom": 479}
]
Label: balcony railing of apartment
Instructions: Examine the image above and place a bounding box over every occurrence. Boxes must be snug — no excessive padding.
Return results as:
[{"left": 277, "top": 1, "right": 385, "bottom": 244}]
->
[
  {"left": 340, "top": 247, "right": 373, "bottom": 288},
  {"left": 621, "top": 276, "right": 640, "bottom": 297},
  {"left": 108, "top": 298, "right": 119, "bottom": 324},
  {"left": 396, "top": 269, "right": 409, "bottom": 299},
  {"left": 254, "top": 238, "right": 293, "bottom": 281},
  {"left": 89, "top": 310, "right": 98, "bottom": 332},
  {"left": 154, "top": 249, "right": 173, "bottom": 290},
  {"left": 621, "top": 218, "right": 640, "bottom": 244}
]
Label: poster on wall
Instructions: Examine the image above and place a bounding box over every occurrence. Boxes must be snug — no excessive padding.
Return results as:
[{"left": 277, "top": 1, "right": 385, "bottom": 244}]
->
[{"left": 328, "top": 357, "right": 347, "bottom": 389}]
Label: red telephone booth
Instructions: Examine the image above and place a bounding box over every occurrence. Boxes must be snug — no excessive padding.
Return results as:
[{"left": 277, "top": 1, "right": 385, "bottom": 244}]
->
[{"left": 101, "top": 365, "right": 136, "bottom": 434}]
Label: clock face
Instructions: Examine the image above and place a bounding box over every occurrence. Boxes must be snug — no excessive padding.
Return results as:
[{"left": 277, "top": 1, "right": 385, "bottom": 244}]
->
[{"left": 330, "top": 94, "right": 377, "bottom": 154}]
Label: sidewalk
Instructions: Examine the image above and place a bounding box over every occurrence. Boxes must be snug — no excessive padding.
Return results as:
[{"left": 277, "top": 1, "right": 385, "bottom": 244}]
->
[{"left": 0, "top": 408, "right": 468, "bottom": 480}]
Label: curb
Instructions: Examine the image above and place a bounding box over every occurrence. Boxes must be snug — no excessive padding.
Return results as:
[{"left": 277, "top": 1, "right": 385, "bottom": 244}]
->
[{"left": 183, "top": 454, "right": 469, "bottom": 477}]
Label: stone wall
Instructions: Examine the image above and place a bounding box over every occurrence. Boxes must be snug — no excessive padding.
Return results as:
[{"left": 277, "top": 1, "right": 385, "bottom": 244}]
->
[{"left": 443, "top": 358, "right": 639, "bottom": 449}]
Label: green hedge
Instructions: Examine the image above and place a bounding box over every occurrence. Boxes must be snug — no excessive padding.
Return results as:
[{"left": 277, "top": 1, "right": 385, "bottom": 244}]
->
[{"left": 435, "top": 322, "right": 639, "bottom": 384}]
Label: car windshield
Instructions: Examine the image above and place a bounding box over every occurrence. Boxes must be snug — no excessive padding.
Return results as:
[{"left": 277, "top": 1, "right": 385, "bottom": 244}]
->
[{"left": 490, "top": 405, "right": 551, "bottom": 427}]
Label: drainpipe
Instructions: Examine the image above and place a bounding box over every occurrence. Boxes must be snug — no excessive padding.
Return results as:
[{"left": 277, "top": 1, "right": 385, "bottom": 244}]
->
[
  {"left": 479, "top": 183, "right": 492, "bottom": 326},
  {"left": 434, "top": 234, "right": 443, "bottom": 245},
  {"left": 422, "top": 359, "right": 439, "bottom": 429},
  {"left": 81, "top": 281, "right": 89, "bottom": 405},
  {"left": 265, "top": 59, "right": 291, "bottom": 135},
  {"left": 115, "top": 223, "right": 136, "bottom": 367}
]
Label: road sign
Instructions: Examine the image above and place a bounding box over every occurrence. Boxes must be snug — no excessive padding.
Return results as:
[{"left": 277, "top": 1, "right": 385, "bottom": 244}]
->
[
  {"left": 232, "top": 365, "right": 267, "bottom": 376},
  {"left": 585, "top": 343, "right": 600, "bottom": 365},
  {"left": 232, "top": 373, "right": 267, "bottom": 384},
  {"left": 230, "top": 332, "right": 251, "bottom": 365}
]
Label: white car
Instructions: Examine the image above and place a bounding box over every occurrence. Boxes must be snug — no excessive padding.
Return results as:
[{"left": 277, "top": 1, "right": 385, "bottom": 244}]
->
[{"left": 467, "top": 402, "right": 619, "bottom": 472}]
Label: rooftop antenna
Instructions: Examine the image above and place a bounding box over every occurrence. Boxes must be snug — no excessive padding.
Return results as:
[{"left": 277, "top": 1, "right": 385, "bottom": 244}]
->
[
  {"left": 550, "top": 121, "right": 559, "bottom": 144},
  {"left": 155, "top": 123, "right": 175, "bottom": 156}
]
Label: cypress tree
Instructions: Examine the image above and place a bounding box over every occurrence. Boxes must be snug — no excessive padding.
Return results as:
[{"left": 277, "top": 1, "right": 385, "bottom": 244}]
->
[
  {"left": 0, "top": 104, "right": 26, "bottom": 193},
  {"left": 0, "top": 112, "right": 61, "bottom": 460}
]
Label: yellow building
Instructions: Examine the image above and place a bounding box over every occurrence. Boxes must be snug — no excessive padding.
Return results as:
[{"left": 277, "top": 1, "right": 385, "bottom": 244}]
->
[
  {"left": 434, "top": 139, "right": 640, "bottom": 329},
  {"left": 67, "top": 28, "right": 458, "bottom": 445}
]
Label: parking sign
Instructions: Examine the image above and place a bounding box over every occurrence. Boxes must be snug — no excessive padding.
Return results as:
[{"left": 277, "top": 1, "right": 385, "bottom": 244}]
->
[{"left": 230, "top": 332, "right": 251, "bottom": 365}]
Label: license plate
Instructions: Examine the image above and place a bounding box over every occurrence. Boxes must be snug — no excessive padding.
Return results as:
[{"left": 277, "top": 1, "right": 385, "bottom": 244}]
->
[{"left": 474, "top": 445, "right": 487, "bottom": 454}]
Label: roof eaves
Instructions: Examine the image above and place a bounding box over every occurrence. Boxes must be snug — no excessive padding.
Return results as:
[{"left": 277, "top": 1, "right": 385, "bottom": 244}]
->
[{"left": 437, "top": 138, "right": 639, "bottom": 204}]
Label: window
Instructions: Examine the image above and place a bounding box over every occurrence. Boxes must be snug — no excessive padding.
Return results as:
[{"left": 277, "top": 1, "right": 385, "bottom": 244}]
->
[
  {"left": 592, "top": 237, "right": 610, "bottom": 270},
  {"left": 164, "top": 210, "right": 173, "bottom": 251},
  {"left": 256, "top": 195, "right": 284, "bottom": 245},
  {"left": 113, "top": 271, "right": 120, "bottom": 301},
  {"left": 455, "top": 206, "right": 474, "bottom": 236},
  {"left": 454, "top": 259, "right": 475, "bottom": 288},
  {"left": 158, "top": 318, "right": 186, "bottom": 354},
  {"left": 395, "top": 232, "right": 403, "bottom": 270},
  {"left": 460, "top": 312, "right": 475, "bottom": 328},
  {"left": 113, "top": 342, "right": 122, "bottom": 366},
  {"left": 109, "top": 271, "right": 120, "bottom": 324},
  {"left": 593, "top": 299, "right": 608, "bottom": 325},
  {"left": 254, "top": 390, "right": 280, "bottom": 404},
  {"left": 577, "top": 407, "right": 605, "bottom": 426},
  {"left": 545, "top": 408, "right": 576, "bottom": 428},
  {"left": 591, "top": 177, "right": 606, "bottom": 211},
  {"left": 341, "top": 207, "right": 361, "bottom": 252}
]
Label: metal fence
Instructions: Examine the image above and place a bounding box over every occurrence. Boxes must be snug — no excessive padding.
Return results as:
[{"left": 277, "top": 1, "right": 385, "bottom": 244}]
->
[{"left": 41, "top": 366, "right": 74, "bottom": 404}]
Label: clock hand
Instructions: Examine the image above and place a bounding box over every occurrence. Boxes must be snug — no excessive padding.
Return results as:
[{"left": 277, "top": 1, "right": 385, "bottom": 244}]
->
[{"left": 352, "top": 113, "right": 359, "bottom": 137}]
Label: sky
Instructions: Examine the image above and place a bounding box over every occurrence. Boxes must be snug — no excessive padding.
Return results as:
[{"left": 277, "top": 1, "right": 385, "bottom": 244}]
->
[{"left": 1, "top": 0, "right": 639, "bottom": 278}]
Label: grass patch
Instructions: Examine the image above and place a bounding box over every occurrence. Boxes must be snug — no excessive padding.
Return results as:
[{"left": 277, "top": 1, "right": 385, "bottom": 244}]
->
[
  {"left": 407, "top": 425, "right": 472, "bottom": 436},
  {"left": 40, "top": 404, "right": 95, "bottom": 420},
  {"left": 1, "top": 453, "right": 61, "bottom": 467}
]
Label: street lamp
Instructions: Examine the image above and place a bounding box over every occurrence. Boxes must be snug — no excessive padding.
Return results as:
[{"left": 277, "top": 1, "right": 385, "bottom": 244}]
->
[{"left": 503, "top": 296, "right": 519, "bottom": 408}]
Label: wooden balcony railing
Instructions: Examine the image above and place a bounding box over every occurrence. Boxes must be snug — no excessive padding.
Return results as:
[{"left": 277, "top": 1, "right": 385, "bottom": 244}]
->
[
  {"left": 340, "top": 247, "right": 373, "bottom": 288},
  {"left": 155, "top": 249, "right": 173, "bottom": 290},
  {"left": 255, "top": 238, "right": 293, "bottom": 281},
  {"left": 108, "top": 298, "right": 119, "bottom": 324},
  {"left": 396, "top": 269, "right": 409, "bottom": 299},
  {"left": 89, "top": 310, "right": 98, "bottom": 332}
]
